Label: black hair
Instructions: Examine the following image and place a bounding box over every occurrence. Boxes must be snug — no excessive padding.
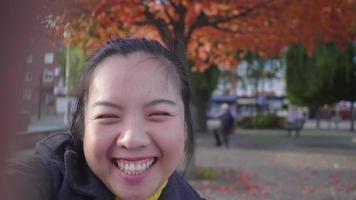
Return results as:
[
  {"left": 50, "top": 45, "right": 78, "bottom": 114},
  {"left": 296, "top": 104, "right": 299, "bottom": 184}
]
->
[{"left": 70, "top": 38, "right": 194, "bottom": 168}]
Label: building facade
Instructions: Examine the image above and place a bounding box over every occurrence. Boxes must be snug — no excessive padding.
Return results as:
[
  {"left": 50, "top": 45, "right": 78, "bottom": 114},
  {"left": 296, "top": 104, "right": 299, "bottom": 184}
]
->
[{"left": 22, "top": 35, "right": 62, "bottom": 121}]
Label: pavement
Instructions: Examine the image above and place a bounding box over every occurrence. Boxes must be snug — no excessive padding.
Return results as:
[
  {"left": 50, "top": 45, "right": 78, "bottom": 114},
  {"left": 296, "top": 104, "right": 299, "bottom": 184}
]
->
[{"left": 190, "top": 129, "right": 356, "bottom": 200}]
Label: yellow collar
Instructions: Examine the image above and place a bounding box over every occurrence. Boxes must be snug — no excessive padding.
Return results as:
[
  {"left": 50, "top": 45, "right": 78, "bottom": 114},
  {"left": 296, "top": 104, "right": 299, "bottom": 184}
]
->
[{"left": 115, "top": 181, "right": 167, "bottom": 200}]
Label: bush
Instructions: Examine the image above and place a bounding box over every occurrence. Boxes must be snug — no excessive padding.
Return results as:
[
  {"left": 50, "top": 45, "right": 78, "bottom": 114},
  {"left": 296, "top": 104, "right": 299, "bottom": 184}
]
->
[
  {"left": 238, "top": 114, "right": 285, "bottom": 129},
  {"left": 196, "top": 168, "right": 215, "bottom": 180}
]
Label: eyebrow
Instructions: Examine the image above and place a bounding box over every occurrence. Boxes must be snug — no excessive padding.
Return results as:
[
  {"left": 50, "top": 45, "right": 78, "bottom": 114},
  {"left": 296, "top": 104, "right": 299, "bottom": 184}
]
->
[
  {"left": 92, "top": 101, "right": 122, "bottom": 110},
  {"left": 91, "top": 99, "right": 177, "bottom": 109},
  {"left": 144, "top": 99, "right": 177, "bottom": 108}
]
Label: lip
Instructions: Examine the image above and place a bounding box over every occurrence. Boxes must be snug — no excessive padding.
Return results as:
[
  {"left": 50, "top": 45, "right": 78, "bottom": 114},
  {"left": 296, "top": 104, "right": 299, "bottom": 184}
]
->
[
  {"left": 116, "top": 157, "right": 155, "bottom": 161},
  {"left": 112, "top": 157, "right": 158, "bottom": 184}
]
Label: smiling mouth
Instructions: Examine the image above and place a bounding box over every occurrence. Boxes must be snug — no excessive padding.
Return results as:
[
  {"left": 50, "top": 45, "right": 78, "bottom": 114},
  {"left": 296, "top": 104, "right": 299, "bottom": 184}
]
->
[{"left": 113, "top": 158, "right": 158, "bottom": 176}]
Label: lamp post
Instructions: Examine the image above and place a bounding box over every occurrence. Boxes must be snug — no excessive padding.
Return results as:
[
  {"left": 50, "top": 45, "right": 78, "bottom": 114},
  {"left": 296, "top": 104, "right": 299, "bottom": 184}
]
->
[
  {"left": 38, "top": 72, "right": 43, "bottom": 120},
  {"left": 63, "top": 27, "right": 70, "bottom": 125}
]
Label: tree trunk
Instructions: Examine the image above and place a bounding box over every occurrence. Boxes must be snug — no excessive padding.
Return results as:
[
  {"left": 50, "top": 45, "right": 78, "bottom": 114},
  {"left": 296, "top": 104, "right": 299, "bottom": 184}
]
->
[
  {"left": 351, "top": 101, "right": 354, "bottom": 132},
  {"left": 191, "top": 97, "right": 208, "bottom": 132},
  {"left": 229, "top": 72, "right": 237, "bottom": 96},
  {"left": 189, "top": 66, "right": 220, "bottom": 132},
  {"left": 170, "top": 38, "right": 219, "bottom": 177}
]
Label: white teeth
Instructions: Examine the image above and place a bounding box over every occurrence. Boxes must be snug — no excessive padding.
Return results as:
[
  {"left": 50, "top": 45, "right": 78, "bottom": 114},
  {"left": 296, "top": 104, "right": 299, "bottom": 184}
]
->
[{"left": 115, "top": 158, "right": 155, "bottom": 176}]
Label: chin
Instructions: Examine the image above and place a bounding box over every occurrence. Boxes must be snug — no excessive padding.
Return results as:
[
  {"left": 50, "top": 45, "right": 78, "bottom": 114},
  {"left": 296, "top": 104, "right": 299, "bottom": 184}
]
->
[
  {"left": 110, "top": 183, "right": 156, "bottom": 200},
  {"left": 119, "top": 195, "right": 143, "bottom": 200}
]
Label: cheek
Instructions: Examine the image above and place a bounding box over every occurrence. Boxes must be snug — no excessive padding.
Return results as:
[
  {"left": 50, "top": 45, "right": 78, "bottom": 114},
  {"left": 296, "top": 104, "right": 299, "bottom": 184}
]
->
[
  {"left": 83, "top": 125, "right": 99, "bottom": 161},
  {"left": 83, "top": 122, "right": 113, "bottom": 161},
  {"left": 151, "top": 120, "right": 186, "bottom": 156}
]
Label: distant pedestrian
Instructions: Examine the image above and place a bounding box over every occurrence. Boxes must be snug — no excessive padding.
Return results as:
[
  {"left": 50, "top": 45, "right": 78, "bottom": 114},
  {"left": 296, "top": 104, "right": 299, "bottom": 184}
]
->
[
  {"left": 333, "top": 107, "right": 341, "bottom": 129},
  {"left": 286, "top": 106, "right": 304, "bottom": 137},
  {"left": 218, "top": 103, "right": 235, "bottom": 148}
]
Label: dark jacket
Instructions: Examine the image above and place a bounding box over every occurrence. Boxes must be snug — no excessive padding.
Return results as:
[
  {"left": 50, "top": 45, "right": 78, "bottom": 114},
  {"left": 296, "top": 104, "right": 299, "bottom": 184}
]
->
[
  {"left": 7, "top": 132, "right": 204, "bottom": 200},
  {"left": 220, "top": 111, "right": 234, "bottom": 132}
]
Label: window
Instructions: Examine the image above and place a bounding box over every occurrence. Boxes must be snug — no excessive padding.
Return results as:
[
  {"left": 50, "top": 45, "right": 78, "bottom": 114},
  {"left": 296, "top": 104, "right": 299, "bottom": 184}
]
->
[
  {"left": 44, "top": 52, "right": 54, "bottom": 64},
  {"left": 24, "top": 71, "right": 32, "bottom": 82},
  {"left": 26, "top": 54, "right": 33, "bottom": 64},
  {"left": 43, "top": 69, "right": 54, "bottom": 82},
  {"left": 54, "top": 67, "right": 61, "bottom": 77},
  {"left": 23, "top": 88, "right": 32, "bottom": 100},
  {"left": 44, "top": 93, "right": 54, "bottom": 105}
]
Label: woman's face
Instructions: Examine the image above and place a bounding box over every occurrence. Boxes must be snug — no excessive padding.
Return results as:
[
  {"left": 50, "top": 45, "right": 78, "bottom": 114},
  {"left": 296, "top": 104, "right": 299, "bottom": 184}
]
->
[{"left": 83, "top": 52, "right": 186, "bottom": 200}]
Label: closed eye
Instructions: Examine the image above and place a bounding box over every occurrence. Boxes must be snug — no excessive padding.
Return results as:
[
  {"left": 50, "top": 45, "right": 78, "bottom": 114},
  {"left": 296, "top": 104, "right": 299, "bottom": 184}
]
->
[
  {"left": 149, "top": 112, "right": 171, "bottom": 116},
  {"left": 96, "top": 114, "right": 120, "bottom": 124},
  {"left": 148, "top": 112, "right": 173, "bottom": 121},
  {"left": 96, "top": 114, "right": 119, "bottom": 119}
]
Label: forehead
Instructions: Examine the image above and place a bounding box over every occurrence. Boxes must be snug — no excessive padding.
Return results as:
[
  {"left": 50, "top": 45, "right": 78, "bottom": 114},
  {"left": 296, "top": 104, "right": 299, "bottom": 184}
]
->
[{"left": 89, "top": 52, "right": 180, "bottom": 100}]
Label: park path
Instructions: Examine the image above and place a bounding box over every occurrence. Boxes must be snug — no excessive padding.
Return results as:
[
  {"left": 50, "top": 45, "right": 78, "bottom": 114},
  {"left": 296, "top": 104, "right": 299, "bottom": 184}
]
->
[{"left": 189, "top": 129, "right": 356, "bottom": 200}]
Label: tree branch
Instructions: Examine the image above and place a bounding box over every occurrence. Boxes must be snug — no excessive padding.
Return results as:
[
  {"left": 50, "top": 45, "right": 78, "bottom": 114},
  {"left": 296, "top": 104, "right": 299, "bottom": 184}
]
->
[
  {"left": 209, "top": 24, "right": 238, "bottom": 34},
  {"left": 162, "top": 1, "right": 174, "bottom": 25},
  {"left": 185, "top": 1, "right": 272, "bottom": 43},
  {"left": 171, "top": 1, "right": 186, "bottom": 40},
  {"left": 167, "top": 0, "right": 179, "bottom": 11},
  {"left": 139, "top": 0, "right": 174, "bottom": 49}
]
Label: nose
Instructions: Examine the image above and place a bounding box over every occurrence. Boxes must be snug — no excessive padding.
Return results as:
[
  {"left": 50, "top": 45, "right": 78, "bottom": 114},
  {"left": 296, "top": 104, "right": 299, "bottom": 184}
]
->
[{"left": 117, "top": 116, "right": 150, "bottom": 149}]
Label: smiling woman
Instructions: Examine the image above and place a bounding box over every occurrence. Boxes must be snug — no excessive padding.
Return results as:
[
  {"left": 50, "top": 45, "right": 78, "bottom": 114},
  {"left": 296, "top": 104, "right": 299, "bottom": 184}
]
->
[{"left": 7, "top": 38, "right": 203, "bottom": 200}]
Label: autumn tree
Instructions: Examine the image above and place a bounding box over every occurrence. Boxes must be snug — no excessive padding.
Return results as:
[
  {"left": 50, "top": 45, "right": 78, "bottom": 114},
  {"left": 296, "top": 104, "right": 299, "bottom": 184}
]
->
[
  {"left": 49, "top": 0, "right": 356, "bottom": 131},
  {"left": 278, "top": 0, "right": 356, "bottom": 56},
  {"left": 54, "top": 0, "right": 287, "bottom": 131}
]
